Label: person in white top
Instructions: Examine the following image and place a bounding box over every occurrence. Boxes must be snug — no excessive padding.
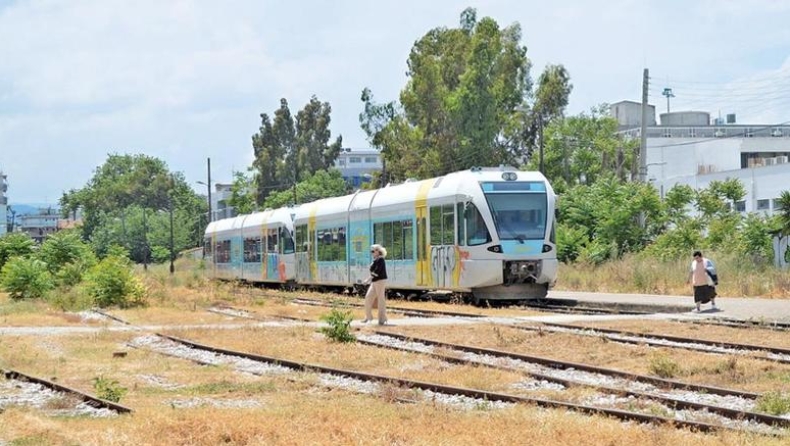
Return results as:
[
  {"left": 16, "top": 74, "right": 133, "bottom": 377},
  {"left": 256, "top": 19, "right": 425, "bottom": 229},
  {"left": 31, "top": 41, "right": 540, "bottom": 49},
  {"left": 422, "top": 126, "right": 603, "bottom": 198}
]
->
[{"left": 686, "top": 250, "right": 718, "bottom": 312}]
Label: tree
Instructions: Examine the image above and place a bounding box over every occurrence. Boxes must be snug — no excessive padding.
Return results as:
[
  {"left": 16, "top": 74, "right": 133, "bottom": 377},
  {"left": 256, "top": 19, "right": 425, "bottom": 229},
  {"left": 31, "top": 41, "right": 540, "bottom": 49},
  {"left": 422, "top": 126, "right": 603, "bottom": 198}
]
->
[
  {"left": 251, "top": 97, "right": 343, "bottom": 205},
  {"left": 228, "top": 170, "right": 258, "bottom": 215},
  {"left": 360, "top": 8, "right": 573, "bottom": 181},
  {"left": 61, "top": 154, "right": 207, "bottom": 263},
  {"left": 264, "top": 170, "right": 348, "bottom": 209},
  {"left": 775, "top": 190, "right": 790, "bottom": 236},
  {"left": 0, "top": 232, "right": 36, "bottom": 270}
]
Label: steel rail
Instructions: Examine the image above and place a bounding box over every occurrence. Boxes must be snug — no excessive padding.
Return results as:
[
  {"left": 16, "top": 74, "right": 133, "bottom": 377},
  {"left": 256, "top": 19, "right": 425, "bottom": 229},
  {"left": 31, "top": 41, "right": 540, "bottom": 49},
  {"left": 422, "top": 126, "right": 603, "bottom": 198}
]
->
[
  {"left": 153, "top": 333, "right": 746, "bottom": 434},
  {"left": 3, "top": 369, "right": 133, "bottom": 414}
]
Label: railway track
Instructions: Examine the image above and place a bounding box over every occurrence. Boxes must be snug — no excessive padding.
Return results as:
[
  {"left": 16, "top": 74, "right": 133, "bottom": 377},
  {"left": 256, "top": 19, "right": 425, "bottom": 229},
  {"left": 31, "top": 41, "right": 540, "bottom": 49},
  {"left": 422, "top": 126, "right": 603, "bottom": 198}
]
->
[
  {"left": 130, "top": 333, "right": 782, "bottom": 434},
  {"left": 515, "top": 322, "right": 790, "bottom": 364},
  {"left": 515, "top": 301, "right": 651, "bottom": 316},
  {"left": 673, "top": 317, "right": 790, "bottom": 332},
  {"left": 357, "top": 331, "right": 789, "bottom": 429},
  {"left": 289, "top": 297, "right": 486, "bottom": 319},
  {"left": 1, "top": 369, "right": 132, "bottom": 415},
  {"left": 207, "top": 305, "right": 313, "bottom": 322}
]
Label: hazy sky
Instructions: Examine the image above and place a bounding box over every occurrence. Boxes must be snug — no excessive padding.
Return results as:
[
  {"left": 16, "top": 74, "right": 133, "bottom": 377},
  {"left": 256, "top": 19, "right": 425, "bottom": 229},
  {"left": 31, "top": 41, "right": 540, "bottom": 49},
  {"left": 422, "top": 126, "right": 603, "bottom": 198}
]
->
[{"left": 2, "top": 0, "right": 790, "bottom": 203}]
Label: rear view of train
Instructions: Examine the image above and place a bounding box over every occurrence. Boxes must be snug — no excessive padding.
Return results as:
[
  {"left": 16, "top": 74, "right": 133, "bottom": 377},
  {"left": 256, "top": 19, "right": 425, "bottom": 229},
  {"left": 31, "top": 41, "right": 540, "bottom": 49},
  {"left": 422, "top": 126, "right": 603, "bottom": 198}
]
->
[{"left": 204, "top": 167, "right": 558, "bottom": 304}]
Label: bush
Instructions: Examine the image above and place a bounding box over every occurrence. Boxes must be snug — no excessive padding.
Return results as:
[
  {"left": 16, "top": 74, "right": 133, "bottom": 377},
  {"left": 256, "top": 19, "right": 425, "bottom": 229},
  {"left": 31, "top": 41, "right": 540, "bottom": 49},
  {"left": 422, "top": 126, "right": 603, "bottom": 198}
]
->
[
  {"left": 0, "top": 257, "right": 54, "bottom": 300},
  {"left": 648, "top": 355, "right": 681, "bottom": 379},
  {"left": 93, "top": 376, "right": 127, "bottom": 403},
  {"left": 319, "top": 308, "right": 356, "bottom": 343},
  {"left": 38, "top": 230, "right": 96, "bottom": 275},
  {"left": 0, "top": 232, "right": 36, "bottom": 270},
  {"left": 84, "top": 255, "right": 146, "bottom": 308},
  {"left": 755, "top": 391, "right": 790, "bottom": 416}
]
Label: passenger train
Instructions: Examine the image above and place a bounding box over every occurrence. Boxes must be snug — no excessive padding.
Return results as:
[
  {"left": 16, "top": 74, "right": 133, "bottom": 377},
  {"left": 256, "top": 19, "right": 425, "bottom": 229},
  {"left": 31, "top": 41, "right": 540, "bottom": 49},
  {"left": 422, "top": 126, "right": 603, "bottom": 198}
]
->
[{"left": 204, "top": 167, "right": 558, "bottom": 304}]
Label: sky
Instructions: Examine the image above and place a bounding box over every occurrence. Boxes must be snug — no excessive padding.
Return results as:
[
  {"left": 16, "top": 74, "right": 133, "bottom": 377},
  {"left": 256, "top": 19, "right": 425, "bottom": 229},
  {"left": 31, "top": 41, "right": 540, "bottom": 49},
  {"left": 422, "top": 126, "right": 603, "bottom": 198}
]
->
[{"left": 1, "top": 0, "right": 790, "bottom": 204}]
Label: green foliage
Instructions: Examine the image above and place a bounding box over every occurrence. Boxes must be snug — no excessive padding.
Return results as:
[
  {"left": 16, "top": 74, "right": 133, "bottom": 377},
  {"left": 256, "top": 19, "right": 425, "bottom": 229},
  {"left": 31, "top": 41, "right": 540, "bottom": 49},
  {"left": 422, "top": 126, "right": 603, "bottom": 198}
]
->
[
  {"left": 555, "top": 223, "right": 587, "bottom": 263},
  {"left": 251, "top": 96, "right": 342, "bottom": 205},
  {"left": 93, "top": 376, "right": 127, "bottom": 403},
  {"left": 360, "top": 8, "right": 572, "bottom": 181},
  {"left": 755, "top": 391, "right": 790, "bottom": 416},
  {"left": 61, "top": 154, "right": 207, "bottom": 263},
  {"left": 648, "top": 355, "right": 681, "bottom": 379},
  {"left": 84, "top": 255, "right": 146, "bottom": 308},
  {"left": 774, "top": 190, "right": 790, "bottom": 236},
  {"left": 37, "top": 230, "right": 96, "bottom": 275},
  {"left": 319, "top": 308, "right": 356, "bottom": 343},
  {"left": 0, "top": 257, "right": 54, "bottom": 300},
  {"left": 229, "top": 170, "right": 258, "bottom": 215},
  {"left": 663, "top": 184, "right": 695, "bottom": 225},
  {"left": 264, "top": 170, "right": 349, "bottom": 208},
  {"left": 0, "top": 232, "right": 36, "bottom": 270},
  {"left": 644, "top": 219, "right": 704, "bottom": 260}
]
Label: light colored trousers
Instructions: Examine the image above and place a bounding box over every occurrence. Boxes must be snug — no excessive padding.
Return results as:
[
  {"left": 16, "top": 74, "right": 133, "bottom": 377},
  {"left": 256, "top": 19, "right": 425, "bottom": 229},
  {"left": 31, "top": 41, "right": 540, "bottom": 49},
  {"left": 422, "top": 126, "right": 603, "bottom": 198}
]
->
[{"left": 364, "top": 280, "right": 387, "bottom": 324}]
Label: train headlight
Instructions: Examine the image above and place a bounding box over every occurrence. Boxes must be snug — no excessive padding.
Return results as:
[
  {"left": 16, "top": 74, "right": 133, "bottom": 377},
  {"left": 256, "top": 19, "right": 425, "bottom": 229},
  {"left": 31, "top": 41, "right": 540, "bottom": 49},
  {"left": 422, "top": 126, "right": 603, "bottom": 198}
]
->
[{"left": 501, "top": 172, "right": 518, "bottom": 181}]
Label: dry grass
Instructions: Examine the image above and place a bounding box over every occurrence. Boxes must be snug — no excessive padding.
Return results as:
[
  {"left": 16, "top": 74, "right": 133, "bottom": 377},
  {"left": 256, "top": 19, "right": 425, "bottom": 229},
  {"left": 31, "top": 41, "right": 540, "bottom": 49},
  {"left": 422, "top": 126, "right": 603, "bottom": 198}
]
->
[
  {"left": 3, "top": 263, "right": 790, "bottom": 444},
  {"left": 392, "top": 324, "right": 790, "bottom": 394},
  {"left": 557, "top": 252, "right": 790, "bottom": 298}
]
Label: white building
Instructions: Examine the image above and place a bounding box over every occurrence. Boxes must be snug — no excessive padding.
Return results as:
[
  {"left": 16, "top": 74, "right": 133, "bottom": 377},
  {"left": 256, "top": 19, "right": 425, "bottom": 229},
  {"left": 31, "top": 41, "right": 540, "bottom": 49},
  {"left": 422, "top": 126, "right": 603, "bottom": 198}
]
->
[
  {"left": 612, "top": 101, "right": 790, "bottom": 215},
  {"left": 334, "top": 148, "right": 382, "bottom": 188}
]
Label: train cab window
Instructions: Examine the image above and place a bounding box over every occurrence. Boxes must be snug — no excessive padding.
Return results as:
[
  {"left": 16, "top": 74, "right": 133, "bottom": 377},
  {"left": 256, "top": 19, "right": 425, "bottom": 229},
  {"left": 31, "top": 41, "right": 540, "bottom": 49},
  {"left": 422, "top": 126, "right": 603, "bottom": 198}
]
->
[
  {"left": 280, "top": 227, "right": 295, "bottom": 254},
  {"left": 266, "top": 229, "right": 278, "bottom": 253},
  {"left": 466, "top": 203, "right": 491, "bottom": 246}
]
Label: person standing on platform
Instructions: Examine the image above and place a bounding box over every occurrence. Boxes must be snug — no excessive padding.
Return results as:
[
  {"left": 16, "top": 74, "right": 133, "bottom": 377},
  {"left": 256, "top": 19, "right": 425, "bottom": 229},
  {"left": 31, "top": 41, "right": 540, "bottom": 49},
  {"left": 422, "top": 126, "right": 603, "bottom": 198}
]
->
[{"left": 687, "top": 250, "right": 718, "bottom": 312}]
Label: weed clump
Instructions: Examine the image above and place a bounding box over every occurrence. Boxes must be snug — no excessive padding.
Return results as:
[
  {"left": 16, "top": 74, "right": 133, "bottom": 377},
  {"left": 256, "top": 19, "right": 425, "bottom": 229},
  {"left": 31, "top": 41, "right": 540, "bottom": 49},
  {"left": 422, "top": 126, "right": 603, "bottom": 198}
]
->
[
  {"left": 648, "top": 355, "right": 681, "bottom": 379},
  {"left": 756, "top": 391, "right": 790, "bottom": 416},
  {"left": 93, "top": 375, "right": 128, "bottom": 403},
  {"left": 319, "top": 308, "right": 355, "bottom": 343}
]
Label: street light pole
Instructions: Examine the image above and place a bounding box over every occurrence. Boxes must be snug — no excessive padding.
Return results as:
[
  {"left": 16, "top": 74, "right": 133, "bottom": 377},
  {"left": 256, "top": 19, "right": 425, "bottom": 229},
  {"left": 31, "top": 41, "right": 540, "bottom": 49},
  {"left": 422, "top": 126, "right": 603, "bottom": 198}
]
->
[
  {"left": 207, "top": 157, "right": 212, "bottom": 222},
  {"left": 169, "top": 174, "right": 175, "bottom": 275}
]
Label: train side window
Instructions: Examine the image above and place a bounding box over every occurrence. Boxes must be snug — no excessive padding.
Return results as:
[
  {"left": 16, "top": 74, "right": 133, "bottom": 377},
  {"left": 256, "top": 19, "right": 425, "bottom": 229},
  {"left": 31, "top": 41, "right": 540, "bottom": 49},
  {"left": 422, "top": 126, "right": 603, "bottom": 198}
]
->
[
  {"left": 281, "top": 227, "right": 295, "bottom": 254},
  {"left": 295, "top": 225, "right": 308, "bottom": 253},
  {"left": 383, "top": 221, "right": 393, "bottom": 256},
  {"left": 391, "top": 221, "right": 403, "bottom": 260},
  {"left": 374, "top": 222, "right": 385, "bottom": 246},
  {"left": 244, "top": 237, "right": 260, "bottom": 262},
  {"left": 430, "top": 206, "right": 442, "bottom": 245},
  {"left": 442, "top": 204, "right": 454, "bottom": 245},
  {"left": 403, "top": 220, "right": 414, "bottom": 259},
  {"left": 466, "top": 203, "right": 491, "bottom": 246},
  {"left": 456, "top": 203, "right": 466, "bottom": 246}
]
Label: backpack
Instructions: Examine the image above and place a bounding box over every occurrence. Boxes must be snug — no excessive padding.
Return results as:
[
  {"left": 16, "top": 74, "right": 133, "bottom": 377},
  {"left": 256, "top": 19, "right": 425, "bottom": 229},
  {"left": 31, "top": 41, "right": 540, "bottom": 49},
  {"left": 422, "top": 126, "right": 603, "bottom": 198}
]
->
[{"left": 705, "top": 259, "right": 718, "bottom": 286}]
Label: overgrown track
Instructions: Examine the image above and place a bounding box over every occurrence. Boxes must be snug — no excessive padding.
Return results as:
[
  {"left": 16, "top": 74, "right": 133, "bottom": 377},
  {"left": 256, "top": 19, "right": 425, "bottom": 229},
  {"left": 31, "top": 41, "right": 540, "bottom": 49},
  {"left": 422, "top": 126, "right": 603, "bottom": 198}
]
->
[
  {"left": 290, "top": 297, "right": 486, "bottom": 319},
  {"left": 206, "top": 306, "right": 312, "bottom": 322},
  {"left": 147, "top": 333, "right": 761, "bottom": 433},
  {"left": 518, "top": 322, "right": 790, "bottom": 364},
  {"left": 673, "top": 317, "right": 790, "bottom": 332},
  {"left": 2, "top": 369, "right": 133, "bottom": 414},
  {"left": 360, "top": 331, "right": 790, "bottom": 429},
  {"left": 516, "top": 301, "right": 651, "bottom": 316}
]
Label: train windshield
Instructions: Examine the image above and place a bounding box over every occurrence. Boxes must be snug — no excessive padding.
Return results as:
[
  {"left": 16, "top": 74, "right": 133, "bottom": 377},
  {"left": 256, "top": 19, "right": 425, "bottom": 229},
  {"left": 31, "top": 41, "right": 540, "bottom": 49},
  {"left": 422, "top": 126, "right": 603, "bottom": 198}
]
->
[{"left": 481, "top": 182, "right": 548, "bottom": 243}]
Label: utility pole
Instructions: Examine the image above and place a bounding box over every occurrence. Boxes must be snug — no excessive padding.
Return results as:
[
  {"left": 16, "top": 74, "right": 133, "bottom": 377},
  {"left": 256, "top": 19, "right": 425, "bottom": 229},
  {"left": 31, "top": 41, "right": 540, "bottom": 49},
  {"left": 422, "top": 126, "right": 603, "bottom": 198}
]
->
[
  {"left": 640, "top": 68, "right": 649, "bottom": 183},
  {"left": 169, "top": 174, "right": 175, "bottom": 275},
  {"left": 662, "top": 87, "right": 674, "bottom": 113},
  {"left": 207, "top": 157, "right": 212, "bottom": 222},
  {"left": 538, "top": 114, "right": 545, "bottom": 174}
]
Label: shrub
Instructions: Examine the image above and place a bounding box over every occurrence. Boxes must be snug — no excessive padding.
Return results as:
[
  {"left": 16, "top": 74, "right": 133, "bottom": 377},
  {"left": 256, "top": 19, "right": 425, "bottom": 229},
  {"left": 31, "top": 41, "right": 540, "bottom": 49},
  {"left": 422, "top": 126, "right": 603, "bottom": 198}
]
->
[
  {"left": 55, "top": 259, "right": 94, "bottom": 287},
  {"left": 0, "top": 232, "right": 36, "bottom": 270},
  {"left": 755, "top": 391, "right": 790, "bottom": 416},
  {"left": 319, "top": 308, "right": 355, "bottom": 343},
  {"left": 0, "top": 257, "right": 54, "bottom": 300},
  {"left": 93, "top": 376, "right": 127, "bottom": 403},
  {"left": 37, "top": 230, "right": 96, "bottom": 275},
  {"left": 84, "top": 255, "right": 146, "bottom": 308},
  {"left": 648, "top": 355, "right": 680, "bottom": 379}
]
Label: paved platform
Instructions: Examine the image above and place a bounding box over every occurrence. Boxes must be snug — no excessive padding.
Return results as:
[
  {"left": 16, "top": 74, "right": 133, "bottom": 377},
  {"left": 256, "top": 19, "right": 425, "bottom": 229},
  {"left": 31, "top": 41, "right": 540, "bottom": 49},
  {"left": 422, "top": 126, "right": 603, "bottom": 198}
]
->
[{"left": 548, "top": 290, "right": 790, "bottom": 322}]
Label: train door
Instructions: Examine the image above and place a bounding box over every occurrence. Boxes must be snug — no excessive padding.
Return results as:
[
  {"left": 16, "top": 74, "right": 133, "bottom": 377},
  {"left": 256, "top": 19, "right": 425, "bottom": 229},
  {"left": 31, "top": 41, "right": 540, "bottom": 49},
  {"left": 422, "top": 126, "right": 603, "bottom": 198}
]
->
[
  {"left": 416, "top": 205, "right": 429, "bottom": 286},
  {"left": 429, "top": 203, "right": 456, "bottom": 289}
]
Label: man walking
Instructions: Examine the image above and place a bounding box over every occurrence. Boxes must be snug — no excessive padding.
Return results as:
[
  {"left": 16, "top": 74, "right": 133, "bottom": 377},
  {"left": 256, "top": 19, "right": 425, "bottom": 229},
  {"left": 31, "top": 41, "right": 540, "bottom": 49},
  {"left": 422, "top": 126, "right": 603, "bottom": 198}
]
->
[{"left": 687, "top": 250, "right": 718, "bottom": 312}]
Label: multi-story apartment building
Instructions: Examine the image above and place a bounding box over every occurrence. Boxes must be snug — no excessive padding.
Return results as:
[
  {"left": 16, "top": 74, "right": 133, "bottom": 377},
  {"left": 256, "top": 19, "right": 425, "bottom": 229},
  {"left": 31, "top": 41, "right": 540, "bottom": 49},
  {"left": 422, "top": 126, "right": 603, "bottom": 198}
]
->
[
  {"left": 334, "top": 148, "right": 383, "bottom": 188},
  {"left": 19, "top": 207, "right": 60, "bottom": 243}
]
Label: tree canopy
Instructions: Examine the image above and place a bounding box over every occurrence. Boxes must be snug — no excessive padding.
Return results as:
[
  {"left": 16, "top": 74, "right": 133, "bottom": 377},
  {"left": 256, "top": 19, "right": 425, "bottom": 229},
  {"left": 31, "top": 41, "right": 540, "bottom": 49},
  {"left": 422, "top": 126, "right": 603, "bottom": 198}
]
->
[{"left": 360, "top": 7, "right": 572, "bottom": 183}]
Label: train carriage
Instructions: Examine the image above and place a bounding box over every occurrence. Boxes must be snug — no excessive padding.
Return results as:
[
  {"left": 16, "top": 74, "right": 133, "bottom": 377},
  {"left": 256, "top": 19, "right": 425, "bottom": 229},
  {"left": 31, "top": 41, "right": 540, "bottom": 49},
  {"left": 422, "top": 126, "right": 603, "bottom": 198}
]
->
[{"left": 206, "top": 167, "right": 557, "bottom": 303}]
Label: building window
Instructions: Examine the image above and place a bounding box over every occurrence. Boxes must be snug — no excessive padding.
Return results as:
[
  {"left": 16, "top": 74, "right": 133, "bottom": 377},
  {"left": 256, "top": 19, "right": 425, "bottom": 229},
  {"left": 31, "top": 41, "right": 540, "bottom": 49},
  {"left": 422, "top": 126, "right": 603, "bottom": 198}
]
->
[
  {"left": 349, "top": 157, "right": 361, "bottom": 163},
  {"left": 338, "top": 159, "right": 346, "bottom": 166},
  {"left": 734, "top": 200, "right": 746, "bottom": 212},
  {"left": 663, "top": 128, "right": 671, "bottom": 138},
  {"left": 757, "top": 199, "right": 770, "bottom": 211},
  {"left": 744, "top": 128, "right": 753, "bottom": 138},
  {"left": 688, "top": 127, "right": 696, "bottom": 138},
  {"left": 364, "top": 156, "right": 377, "bottom": 163}
]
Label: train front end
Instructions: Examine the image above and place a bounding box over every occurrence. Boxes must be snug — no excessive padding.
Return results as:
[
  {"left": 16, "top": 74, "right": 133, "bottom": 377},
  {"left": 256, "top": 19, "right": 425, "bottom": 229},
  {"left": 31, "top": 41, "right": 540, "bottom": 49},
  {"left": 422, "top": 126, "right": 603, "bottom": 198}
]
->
[{"left": 461, "top": 169, "right": 557, "bottom": 302}]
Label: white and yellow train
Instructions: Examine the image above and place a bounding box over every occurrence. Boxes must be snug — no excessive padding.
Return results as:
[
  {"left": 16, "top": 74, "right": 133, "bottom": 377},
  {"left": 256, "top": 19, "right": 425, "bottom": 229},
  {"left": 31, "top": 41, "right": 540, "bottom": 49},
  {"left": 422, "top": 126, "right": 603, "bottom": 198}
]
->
[{"left": 204, "top": 167, "right": 558, "bottom": 304}]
